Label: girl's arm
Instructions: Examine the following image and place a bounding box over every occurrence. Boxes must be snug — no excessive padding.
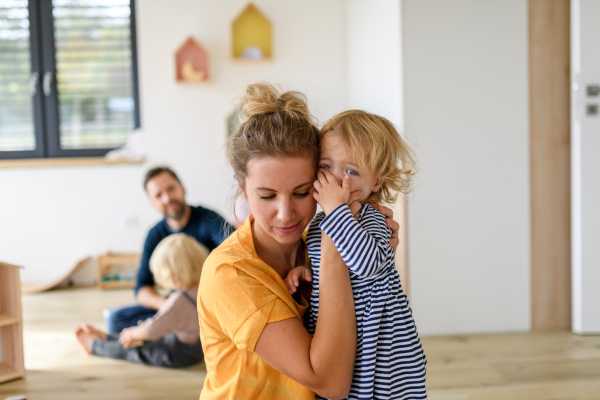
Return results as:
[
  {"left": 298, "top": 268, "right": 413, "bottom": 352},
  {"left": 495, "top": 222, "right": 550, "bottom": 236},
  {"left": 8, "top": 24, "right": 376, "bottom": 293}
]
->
[
  {"left": 320, "top": 203, "right": 390, "bottom": 278},
  {"left": 119, "top": 326, "right": 150, "bottom": 348},
  {"left": 255, "top": 231, "right": 356, "bottom": 399},
  {"left": 137, "top": 291, "right": 195, "bottom": 340}
]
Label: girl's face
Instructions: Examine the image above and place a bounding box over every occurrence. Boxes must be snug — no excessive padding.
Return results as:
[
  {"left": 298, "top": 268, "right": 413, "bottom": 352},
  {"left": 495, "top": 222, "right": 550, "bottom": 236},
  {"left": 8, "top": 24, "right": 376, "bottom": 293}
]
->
[
  {"left": 243, "top": 156, "right": 317, "bottom": 246},
  {"left": 319, "top": 129, "right": 381, "bottom": 204}
]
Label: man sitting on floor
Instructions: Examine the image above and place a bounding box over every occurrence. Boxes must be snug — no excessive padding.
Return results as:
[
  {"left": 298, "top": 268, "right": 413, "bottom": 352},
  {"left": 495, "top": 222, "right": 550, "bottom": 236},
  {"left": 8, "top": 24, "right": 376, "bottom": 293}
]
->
[{"left": 104, "top": 166, "right": 233, "bottom": 334}]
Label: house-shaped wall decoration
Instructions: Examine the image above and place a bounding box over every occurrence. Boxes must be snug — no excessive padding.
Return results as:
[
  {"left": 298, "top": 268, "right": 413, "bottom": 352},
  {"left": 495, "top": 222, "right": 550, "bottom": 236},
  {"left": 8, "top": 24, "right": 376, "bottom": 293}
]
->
[
  {"left": 175, "top": 37, "right": 209, "bottom": 83},
  {"left": 232, "top": 3, "right": 272, "bottom": 60}
]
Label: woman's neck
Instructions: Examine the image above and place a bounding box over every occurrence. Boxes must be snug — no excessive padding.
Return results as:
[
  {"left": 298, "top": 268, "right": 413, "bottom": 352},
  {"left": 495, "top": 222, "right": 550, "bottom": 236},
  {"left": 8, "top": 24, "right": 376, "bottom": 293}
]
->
[{"left": 252, "top": 222, "right": 304, "bottom": 279}]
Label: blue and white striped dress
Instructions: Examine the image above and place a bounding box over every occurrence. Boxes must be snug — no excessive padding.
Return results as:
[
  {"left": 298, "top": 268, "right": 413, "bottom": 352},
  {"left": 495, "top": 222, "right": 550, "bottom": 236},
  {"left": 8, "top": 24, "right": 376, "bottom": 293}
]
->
[{"left": 306, "top": 203, "right": 427, "bottom": 400}]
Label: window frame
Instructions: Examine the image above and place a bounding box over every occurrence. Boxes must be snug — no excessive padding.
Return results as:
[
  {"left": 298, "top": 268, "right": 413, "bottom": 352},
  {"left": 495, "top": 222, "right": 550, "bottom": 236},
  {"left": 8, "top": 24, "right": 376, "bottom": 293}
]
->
[{"left": 0, "top": 0, "right": 141, "bottom": 160}]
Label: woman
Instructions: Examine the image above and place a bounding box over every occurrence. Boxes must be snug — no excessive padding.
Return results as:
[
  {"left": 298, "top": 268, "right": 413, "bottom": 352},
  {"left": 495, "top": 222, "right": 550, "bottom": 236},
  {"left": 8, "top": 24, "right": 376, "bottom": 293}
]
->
[{"left": 197, "top": 83, "right": 399, "bottom": 399}]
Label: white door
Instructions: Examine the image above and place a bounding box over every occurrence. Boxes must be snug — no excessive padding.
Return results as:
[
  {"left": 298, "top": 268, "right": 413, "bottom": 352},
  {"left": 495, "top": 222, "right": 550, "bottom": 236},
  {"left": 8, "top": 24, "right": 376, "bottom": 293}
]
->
[{"left": 571, "top": 0, "right": 600, "bottom": 334}]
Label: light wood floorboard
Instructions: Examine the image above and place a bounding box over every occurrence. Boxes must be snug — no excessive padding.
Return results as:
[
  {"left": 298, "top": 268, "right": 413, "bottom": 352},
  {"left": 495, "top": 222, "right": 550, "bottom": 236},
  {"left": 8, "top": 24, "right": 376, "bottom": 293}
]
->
[{"left": 0, "top": 288, "right": 599, "bottom": 399}]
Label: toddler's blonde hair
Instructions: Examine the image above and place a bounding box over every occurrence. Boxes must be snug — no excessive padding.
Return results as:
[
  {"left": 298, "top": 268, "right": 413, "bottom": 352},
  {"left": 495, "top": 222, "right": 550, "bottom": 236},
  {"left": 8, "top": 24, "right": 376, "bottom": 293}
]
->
[
  {"left": 149, "top": 233, "right": 209, "bottom": 289},
  {"left": 321, "top": 110, "right": 417, "bottom": 205}
]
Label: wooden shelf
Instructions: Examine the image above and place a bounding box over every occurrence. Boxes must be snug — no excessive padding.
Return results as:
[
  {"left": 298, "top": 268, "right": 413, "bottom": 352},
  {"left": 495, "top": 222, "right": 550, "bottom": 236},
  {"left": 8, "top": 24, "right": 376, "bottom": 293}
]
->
[
  {"left": 0, "top": 261, "right": 25, "bottom": 383},
  {"left": 0, "top": 313, "right": 19, "bottom": 328},
  {"left": 97, "top": 253, "right": 140, "bottom": 290},
  {"left": 98, "top": 281, "right": 135, "bottom": 290},
  {"left": 0, "top": 363, "right": 23, "bottom": 383}
]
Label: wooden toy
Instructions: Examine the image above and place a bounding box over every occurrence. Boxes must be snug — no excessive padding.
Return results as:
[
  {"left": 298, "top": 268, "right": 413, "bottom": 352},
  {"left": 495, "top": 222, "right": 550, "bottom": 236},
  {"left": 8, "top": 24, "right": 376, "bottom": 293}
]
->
[{"left": 96, "top": 253, "right": 140, "bottom": 289}]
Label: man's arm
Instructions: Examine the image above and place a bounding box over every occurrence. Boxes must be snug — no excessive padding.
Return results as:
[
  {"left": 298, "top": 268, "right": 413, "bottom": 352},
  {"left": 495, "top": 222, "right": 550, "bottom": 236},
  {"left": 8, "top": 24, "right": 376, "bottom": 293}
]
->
[
  {"left": 135, "top": 228, "right": 164, "bottom": 310},
  {"left": 136, "top": 286, "right": 166, "bottom": 310}
]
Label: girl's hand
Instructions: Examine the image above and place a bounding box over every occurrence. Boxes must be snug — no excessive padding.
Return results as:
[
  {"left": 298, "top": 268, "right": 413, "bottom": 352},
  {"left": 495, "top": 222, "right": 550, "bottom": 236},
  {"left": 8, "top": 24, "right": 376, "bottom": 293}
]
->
[
  {"left": 348, "top": 190, "right": 364, "bottom": 221},
  {"left": 119, "top": 326, "right": 149, "bottom": 348},
  {"left": 285, "top": 265, "right": 313, "bottom": 294},
  {"left": 313, "top": 171, "right": 351, "bottom": 215}
]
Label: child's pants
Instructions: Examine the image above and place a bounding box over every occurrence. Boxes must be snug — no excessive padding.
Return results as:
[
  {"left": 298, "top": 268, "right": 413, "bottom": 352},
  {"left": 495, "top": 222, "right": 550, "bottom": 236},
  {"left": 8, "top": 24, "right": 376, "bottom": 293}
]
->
[{"left": 91, "top": 333, "right": 202, "bottom": 368}]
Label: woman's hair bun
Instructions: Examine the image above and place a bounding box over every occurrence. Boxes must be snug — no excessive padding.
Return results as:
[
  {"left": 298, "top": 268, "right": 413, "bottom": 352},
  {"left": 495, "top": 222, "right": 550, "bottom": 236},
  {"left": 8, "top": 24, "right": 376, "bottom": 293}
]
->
[{"left": 242, "top": 82, "right": 314, "bottom": 123}]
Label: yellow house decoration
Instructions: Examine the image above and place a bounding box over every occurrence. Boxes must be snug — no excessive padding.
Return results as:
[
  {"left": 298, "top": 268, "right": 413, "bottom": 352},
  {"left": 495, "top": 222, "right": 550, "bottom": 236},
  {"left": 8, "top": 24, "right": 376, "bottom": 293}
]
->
[{"left": 232, "top": 3, "right": 272, "bottom": 60}]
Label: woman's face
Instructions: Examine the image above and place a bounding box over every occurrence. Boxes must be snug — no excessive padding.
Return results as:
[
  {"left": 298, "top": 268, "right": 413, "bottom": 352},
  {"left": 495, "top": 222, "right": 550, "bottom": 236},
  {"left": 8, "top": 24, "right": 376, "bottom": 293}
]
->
[{"left": 243, "top": 156, "right": 317, "bottom": 246}]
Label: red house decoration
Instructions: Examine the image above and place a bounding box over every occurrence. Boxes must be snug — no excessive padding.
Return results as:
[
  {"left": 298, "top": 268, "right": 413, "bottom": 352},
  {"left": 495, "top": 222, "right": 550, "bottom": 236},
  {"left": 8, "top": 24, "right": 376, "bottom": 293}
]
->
[{"left": 175, "top": 37, "right": 209, "bottom": 83}]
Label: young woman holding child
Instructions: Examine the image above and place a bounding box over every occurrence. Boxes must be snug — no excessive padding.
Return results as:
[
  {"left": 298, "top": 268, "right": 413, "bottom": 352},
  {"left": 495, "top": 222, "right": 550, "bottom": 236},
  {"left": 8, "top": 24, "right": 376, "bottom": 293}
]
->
[
  {"left": 74, "top": 233, "right": 206, "bottom": 368},
  {"left": 198, "top": 83, "right": 426, "bottom": 399}
]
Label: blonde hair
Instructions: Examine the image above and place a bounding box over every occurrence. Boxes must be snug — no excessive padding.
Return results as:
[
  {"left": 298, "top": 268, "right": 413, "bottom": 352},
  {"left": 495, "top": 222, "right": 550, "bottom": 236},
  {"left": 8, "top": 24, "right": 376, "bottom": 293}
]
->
[
  {"left": 321, "top": 110, "right": 417, "bottom": 205},
  {"left": 149, "top": 233, "right": 209, "bottom": 289},
  {"left": 227, "top": 82, "right": 321, "bottom": 192}
]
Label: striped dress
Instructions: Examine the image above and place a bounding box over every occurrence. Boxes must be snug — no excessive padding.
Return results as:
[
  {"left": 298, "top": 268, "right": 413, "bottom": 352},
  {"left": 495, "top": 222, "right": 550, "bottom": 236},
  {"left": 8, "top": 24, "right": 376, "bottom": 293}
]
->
[{"left": 306, "top": 204, "right": 427, "bottom": 400}]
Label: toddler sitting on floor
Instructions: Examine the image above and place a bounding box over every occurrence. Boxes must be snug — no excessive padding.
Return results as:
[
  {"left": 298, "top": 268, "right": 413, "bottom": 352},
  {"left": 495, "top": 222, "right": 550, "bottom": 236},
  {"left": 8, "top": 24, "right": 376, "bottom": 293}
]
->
[{"left": 74, "top": 233, "right": 207, "bottom": 368}]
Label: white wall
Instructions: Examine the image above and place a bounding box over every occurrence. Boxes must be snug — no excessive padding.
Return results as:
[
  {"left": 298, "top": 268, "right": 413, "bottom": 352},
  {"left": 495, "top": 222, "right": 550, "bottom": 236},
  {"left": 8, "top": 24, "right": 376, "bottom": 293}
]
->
[
  {"left": 344, "top": 0, "right": 409, "bottom": 291},
  {"left": 571, "top": 0, "right": 600, "bottom": 334},
  {"left": 403, "top": 0, "right": 531, "bottom": 335},
  {"left": 1, "top": 0, "right": 347, "bottom": 285},
  {"left": 345, "top": 0, "right": 403, "bottom": 127}
]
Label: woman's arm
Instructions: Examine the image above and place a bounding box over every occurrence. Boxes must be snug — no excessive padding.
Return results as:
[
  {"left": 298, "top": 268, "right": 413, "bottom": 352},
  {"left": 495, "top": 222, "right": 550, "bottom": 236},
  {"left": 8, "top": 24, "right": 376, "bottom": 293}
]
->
[{"left": 255, "top": 232, "right": 356, "bottom": 399}]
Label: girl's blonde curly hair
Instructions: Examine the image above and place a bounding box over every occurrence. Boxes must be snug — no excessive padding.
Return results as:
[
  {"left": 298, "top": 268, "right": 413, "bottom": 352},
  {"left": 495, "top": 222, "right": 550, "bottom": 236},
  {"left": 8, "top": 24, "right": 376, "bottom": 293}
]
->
[{"left": 321, "top": 110, "right": 417, "bottom": 205}]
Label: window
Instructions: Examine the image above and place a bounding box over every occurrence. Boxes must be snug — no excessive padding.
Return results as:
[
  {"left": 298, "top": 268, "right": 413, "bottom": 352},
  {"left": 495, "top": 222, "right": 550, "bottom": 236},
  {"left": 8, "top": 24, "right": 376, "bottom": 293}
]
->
[{"left": 0, "top": 0, "right": 140, "bottom": 160}]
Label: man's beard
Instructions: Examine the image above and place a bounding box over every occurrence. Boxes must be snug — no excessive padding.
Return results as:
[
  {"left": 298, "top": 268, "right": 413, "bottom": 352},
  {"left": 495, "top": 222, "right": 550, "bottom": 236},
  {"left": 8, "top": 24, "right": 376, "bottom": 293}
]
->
[{"left": 165, "top": 201, "right": 186, "bottom": 220}]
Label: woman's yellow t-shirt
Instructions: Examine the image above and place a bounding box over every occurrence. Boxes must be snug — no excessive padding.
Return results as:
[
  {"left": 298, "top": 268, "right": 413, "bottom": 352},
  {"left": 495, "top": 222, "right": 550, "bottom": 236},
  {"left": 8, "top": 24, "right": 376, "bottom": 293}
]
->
[{"left": 197, "top": 216, "right": 314, "bottom": 400}]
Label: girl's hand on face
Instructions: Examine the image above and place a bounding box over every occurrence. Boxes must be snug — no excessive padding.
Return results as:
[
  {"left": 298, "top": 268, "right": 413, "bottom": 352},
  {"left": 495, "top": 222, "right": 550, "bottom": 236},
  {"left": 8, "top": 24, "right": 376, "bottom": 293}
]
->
[
  {"left": 313, "top": 170, "right": 351, "bottom": 215},
  {"left": 284, "top": 265, "right": 313, "bottom": 294}
]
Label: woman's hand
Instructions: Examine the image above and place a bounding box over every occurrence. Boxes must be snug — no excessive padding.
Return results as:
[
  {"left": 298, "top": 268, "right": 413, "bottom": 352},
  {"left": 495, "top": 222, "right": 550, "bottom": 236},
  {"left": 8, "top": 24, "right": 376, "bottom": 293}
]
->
[
  {"left": 119, "top": 326, "right": 149, "bottom": 348},
  {"left": 284, "top": 265, "right": 312, "bottom": 294},
  {"left": 369, "top": 203, "right": 400, "bottom": 251}
]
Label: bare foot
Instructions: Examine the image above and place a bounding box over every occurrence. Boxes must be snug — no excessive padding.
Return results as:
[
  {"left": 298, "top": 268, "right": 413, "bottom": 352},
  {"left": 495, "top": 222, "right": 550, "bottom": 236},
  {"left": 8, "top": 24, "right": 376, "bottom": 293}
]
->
[
  {"left": 74, "top": 326, "right": 94, "bottom": 355},
  {"left": 81, "top": 323, "right": 107, "bottom": 340}
]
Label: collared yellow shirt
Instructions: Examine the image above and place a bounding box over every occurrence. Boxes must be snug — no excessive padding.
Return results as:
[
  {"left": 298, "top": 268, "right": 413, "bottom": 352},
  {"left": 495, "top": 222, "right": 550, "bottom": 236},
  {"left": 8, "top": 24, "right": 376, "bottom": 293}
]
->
[{"left": 198, "top": 216, "right": 314, "bottom": 400}]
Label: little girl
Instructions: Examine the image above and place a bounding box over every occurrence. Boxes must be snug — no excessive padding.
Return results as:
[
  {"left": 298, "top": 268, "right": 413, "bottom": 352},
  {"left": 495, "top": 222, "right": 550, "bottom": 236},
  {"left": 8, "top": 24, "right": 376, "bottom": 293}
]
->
[
  {"left": 74, "top": 233, "right": 208, "bottom": 368},
  {"left": 286, "top": 110, "right": 427, "bottom": 399}
]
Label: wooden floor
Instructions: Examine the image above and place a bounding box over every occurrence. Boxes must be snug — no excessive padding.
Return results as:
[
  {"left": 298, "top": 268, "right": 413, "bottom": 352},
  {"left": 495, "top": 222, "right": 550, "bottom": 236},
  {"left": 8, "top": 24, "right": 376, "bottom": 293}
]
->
[{"left": 1, "top": 288, "right": 599, "bottom": 400}]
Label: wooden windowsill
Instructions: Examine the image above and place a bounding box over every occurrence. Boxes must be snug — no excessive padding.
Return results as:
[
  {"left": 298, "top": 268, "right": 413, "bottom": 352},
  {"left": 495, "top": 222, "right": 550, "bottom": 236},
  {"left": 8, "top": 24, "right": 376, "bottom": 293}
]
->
[{"left": 0, "top": 157, "right": 144, "bottom": 169}]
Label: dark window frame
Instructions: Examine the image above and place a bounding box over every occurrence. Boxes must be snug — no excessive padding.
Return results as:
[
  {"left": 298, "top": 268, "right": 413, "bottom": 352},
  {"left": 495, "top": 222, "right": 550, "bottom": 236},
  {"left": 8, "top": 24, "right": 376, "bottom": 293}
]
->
[{"left": 0, "top": 0, "right": 141, "bottom": 160}]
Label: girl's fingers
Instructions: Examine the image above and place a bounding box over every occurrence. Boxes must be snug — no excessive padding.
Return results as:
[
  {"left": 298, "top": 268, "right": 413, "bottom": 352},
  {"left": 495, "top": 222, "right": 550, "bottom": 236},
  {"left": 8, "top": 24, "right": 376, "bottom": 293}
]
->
[
  {"left": 313, "top": 179, "right": 322, "bottom": 192},
  {"left": 303, "top": 269, "right": 313, "bottom": 281},
  {"left": 341, "top": 175, "right": 351, "bottom": 191},
  {"left": 323, "top": 170, "right": 338, "bottom": 184},
  {"left": 317, "top": 172, "right": 328, "bottom": 185},
  {"left": 348, "top": 190, "right": 363, "bottom": 205}
]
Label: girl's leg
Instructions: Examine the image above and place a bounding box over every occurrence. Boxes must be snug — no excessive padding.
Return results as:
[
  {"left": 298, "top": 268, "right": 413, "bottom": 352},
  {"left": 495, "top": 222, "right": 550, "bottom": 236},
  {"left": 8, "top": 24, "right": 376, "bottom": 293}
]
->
[
  {"left": 79, "top": 323, "right": 107, "bottom": 339},
  {"left": 91, "top": 334, "right": 202, "bottom": 368}
]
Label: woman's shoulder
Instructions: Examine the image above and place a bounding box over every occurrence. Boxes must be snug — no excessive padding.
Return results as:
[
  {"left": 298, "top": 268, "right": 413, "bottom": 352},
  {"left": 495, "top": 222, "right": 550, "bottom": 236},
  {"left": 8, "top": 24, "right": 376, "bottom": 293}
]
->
[
  {"left": 205, "top": 223, "right": 253, "bottom": 262},
  {"left": 200, "top": 223, "right": 262, "bottom": 290}
]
